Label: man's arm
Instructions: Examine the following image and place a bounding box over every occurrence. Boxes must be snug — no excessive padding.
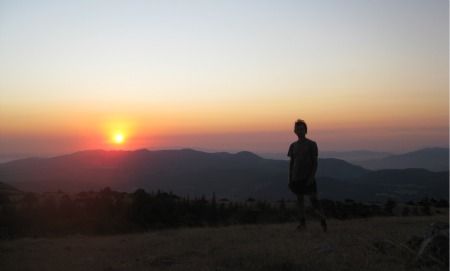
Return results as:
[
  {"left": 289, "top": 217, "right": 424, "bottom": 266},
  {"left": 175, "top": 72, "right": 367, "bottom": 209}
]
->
[
  {"left": 287, "top": 143, "right": 293, "bottom": 183},
  {"left": 310, "top": 155, "right": 318, "bottom": 178},
  {"left": 307, "top": 142, "right": 318, "bottom": 184},
  {"left": 289, "top": 158, "right": 294, "bottom": 183}
]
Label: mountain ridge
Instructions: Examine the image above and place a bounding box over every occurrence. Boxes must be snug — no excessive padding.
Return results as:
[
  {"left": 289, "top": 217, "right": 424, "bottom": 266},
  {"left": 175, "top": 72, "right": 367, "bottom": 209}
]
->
[
  {"left": 0, "top": 148, "right": 447, "bottom": 201},
  {"left": 356, "top": 147, "right": 449, "bottom": 172}
]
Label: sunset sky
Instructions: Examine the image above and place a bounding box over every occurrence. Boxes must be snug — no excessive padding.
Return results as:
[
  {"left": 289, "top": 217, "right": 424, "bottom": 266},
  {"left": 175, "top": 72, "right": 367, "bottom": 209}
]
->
[{"left": 0, "top": 0, "right": 448, "bottom": 160}]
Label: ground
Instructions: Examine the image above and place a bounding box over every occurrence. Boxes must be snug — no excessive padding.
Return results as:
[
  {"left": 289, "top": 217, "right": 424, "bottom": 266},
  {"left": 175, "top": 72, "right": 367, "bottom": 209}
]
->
[{"left": 0, "top": 215, "right": 448, "bottom": 271}]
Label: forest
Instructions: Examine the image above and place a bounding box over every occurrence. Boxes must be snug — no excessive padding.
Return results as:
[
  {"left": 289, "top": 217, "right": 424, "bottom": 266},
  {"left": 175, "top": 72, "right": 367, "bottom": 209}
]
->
[{"left": 0, "top": 187, "right": 448, "bottom": 238}]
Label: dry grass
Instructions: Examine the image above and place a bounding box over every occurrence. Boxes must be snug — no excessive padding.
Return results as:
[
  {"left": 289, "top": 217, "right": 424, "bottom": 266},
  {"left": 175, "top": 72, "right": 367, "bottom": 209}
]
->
[{"left": 1, "top": 215, "right": 448, "bottom": 271}]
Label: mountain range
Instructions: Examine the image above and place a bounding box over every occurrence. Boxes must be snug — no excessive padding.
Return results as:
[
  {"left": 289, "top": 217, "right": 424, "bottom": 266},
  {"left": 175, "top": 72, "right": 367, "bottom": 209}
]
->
[
  {"left": 0, "top": 149, "right": 447, "bottom": 201},
  {"left": 263, "top": 147, "right": 449, "bottom": 172},
  {"left": 354, "top": 147, "right": 449, "bottom": 172},
  {"left": 319, "top": 150, "right": 393, "bottom": 162}
]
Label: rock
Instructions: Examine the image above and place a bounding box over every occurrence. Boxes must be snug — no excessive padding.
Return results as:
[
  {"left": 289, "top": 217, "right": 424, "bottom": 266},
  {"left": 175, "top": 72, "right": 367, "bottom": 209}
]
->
[
  {"left": 408, "top": 222, "right": 449, "bottom": 268},
  {"left": 371, "top": 239, "right": 395, "bottom": 254},
  {"left": 314, "top": 242, "right": 336, "bottom": 254}
]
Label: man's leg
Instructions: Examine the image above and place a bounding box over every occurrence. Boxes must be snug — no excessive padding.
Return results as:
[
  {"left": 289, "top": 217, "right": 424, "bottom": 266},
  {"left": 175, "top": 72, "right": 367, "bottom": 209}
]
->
[
  {"left": 297, "top": 194, "right": 306, "bottom": 229},
  {"left": 310, "top": 194, "right": 327, "bottom": 232}
]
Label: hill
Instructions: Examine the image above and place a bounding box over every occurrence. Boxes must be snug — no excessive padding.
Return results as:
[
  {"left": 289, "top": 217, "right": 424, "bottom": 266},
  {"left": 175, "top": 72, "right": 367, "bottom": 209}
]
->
[
  {"left": 0, "top": 182, "right": 22, "bottom": 205},
  {"left": 356, "top": 147, "right": 449, "bottom": 172},
  {"left": 0, "top": 149, "right": 368, "bottom": 198},
  {"left": 257, "top": 150, "right": 392, "bottom": 161},
  {"left": 320, "top": 150, "right": 393, "bottom": 163},
  {"left": 0, "top": 149, "right": 447, "bottom": 201},
  {"left": 0, "top": 181, "right": 20, "bottom": 193},
  {"left": 347, "top": 169, "right": 448, "bottom": 201},
  {"left": 0, "top": 215, "right": 448, "bottom": 271}
]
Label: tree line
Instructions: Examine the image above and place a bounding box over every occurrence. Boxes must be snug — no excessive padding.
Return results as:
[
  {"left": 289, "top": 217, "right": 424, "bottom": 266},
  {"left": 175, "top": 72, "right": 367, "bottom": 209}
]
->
[{"left": 0, "top": 187, "right": 447, "bottom": 238}]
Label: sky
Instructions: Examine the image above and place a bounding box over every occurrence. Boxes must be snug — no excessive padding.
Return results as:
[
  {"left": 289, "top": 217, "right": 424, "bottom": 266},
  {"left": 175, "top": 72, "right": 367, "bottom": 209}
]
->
[{"left": 0, "top": 0, "right": 448, "bottom": 160}]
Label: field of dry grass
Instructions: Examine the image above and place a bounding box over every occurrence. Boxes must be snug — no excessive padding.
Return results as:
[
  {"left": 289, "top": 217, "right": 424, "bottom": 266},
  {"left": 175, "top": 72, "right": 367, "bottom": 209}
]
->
[{"left": 1, "top": 215, "right": 448, "bottom": 271}]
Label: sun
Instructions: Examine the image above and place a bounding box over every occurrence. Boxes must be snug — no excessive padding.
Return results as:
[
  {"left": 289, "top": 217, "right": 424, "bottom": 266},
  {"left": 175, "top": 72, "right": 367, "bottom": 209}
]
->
[{"left": 113, "top": 133, "right": 125, "bottom": 144}]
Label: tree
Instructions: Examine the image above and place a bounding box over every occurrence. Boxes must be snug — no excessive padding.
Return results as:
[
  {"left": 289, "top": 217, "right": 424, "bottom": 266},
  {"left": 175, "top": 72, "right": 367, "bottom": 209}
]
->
[
  {"left": 384, "top": 199, "right": 397, "bottom": 216},
  {"left": 401, "top": 206, "right": 410, "bottom": 216}
]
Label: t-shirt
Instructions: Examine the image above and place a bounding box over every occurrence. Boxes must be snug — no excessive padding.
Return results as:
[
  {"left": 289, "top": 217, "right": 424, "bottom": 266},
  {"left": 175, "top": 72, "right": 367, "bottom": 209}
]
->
[{"left": 287, "top": 138, "right": 318, "bottom": 181}]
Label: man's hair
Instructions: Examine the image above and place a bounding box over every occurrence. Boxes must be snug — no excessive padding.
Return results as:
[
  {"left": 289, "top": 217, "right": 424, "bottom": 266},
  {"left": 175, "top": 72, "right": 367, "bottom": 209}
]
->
[{"left": 295, "top": 119, "right": 308, "bottom": 133}]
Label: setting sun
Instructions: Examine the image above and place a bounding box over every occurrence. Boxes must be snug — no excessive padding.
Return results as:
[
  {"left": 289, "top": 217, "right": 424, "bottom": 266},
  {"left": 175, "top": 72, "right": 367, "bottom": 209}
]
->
[{"left": 113, "top": 133, "right": 125, "bottom": 144}]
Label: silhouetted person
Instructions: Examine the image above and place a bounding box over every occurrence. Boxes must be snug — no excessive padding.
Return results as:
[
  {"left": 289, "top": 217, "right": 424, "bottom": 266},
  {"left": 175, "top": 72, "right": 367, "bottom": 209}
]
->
[{"left": 288, "top": 119, "right": 327, "bottom": 232}]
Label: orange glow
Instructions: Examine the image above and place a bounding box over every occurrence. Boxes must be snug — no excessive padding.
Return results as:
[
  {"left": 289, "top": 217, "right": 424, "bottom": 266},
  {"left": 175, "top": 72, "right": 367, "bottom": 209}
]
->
[
  {"left": 113, "top": 133, "right": 125, "bottom": 144},
  {"left": 101, "top": 118, "right": 136, "bottom": 148}
]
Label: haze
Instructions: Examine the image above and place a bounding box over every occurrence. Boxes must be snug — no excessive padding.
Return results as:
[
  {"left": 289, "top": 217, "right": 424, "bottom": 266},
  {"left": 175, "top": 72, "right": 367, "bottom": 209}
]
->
[{"left": 0, "top": 0, "right": 448, "bottom": 160}]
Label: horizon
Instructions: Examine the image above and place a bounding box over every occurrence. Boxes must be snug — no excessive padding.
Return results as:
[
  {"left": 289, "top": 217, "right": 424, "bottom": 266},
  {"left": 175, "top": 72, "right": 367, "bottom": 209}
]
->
[
  {"left": 1, "top": 0, "right": 448, "bottom": 158},
  {"left": 0, "top": 145, "right": 448, "bottom": 164}
]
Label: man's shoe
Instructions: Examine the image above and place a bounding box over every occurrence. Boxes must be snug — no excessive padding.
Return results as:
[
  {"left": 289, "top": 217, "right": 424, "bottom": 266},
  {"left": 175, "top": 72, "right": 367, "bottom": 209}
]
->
[
  {"left": 296, "top": 223, "right": 306, "bottom": 231},
  {"left": 296, "top": 219, "right": 306, "bottom": 231},
  {"left": 320, "top": 219, "right": 327, "bottom": 232}
]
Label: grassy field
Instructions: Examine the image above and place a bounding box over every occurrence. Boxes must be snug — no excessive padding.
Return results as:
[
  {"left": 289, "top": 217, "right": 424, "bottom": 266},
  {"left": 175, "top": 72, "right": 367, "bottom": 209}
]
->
[{"left": 0, "top": 215, "right": 448, "bottom": 271}]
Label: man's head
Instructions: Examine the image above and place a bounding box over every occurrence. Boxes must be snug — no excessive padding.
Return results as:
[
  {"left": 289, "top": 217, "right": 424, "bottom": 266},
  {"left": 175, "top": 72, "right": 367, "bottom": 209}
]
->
[{"left": 294, "top": 119, "right": 307, "bottom": 137}]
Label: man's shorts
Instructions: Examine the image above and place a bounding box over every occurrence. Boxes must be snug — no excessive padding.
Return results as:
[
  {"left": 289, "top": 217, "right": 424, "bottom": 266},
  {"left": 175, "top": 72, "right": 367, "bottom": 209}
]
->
[{"left": 289, "top": 178, "right": 317, "bottom": 195}]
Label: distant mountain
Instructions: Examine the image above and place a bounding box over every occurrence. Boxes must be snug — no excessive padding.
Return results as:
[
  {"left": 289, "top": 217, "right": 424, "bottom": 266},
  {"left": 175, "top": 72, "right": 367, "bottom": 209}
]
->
[
  {"left": 328, "top": 169, "right": 449, "bottom": 201},
  {"left": 355, "top": 147, "right": 449, "bottom": 172},
  {"left": 0, "top": 149, "right": 447, "bottom": 201},
  {"left": 0, "top": 181, "right": 22, "bottom": 198},
  {"left": 0, "top": 149, "right": 281, "bottom": 197},
  {"left": 258, "top": 150, "right": 392, "bottom": 162},
  {"left": 320, "top": 150, "right": 393, "bottom": 163},
  {"left": 317, "top": 158, "right": 370, "bottom": 179}
]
